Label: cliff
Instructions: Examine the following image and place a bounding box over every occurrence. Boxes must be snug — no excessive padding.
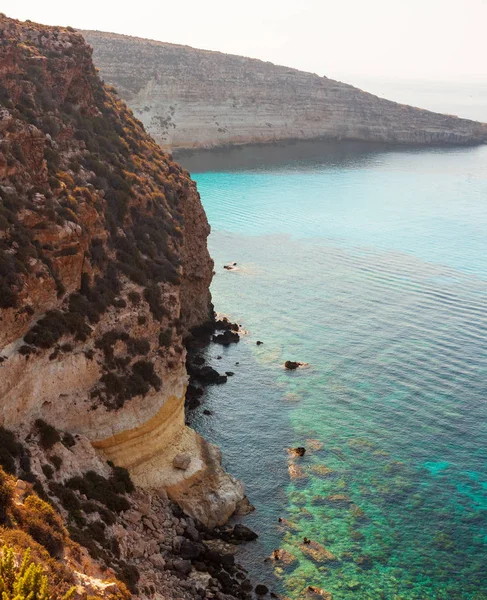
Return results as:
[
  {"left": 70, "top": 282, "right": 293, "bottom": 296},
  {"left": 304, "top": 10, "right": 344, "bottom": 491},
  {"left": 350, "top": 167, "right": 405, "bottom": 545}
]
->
[
  {"left": 0, "top": 13, "right": 246, "bottom": 583},
  {"left": 82, "top": 30, "right": 487, "bottom": 150}
]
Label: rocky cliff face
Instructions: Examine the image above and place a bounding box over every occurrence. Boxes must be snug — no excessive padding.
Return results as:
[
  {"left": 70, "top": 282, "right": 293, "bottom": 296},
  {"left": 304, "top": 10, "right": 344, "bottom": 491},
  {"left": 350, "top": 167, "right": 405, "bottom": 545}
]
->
[
  {"left": 0, "top": 13, "right": 244, "bottom": 546},
  {"left": 82, "top": 30, "right": 487, "bottom": 150}
]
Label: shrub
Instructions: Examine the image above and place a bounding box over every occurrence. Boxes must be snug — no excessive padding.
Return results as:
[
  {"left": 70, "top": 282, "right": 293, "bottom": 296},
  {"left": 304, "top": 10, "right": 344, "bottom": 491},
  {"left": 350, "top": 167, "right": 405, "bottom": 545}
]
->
[
  {"left": 18, "top": 496, "right": 66, "bottom": 558},
  {"left": 61, "top": 433, "right": 75, "bottom": 449},
  {"left": 115, "top": 561, "right": 139, "bottom": 593},
  {"left": 128, "top": 291, "right": 140, "bottom": 305},
  {"left": 50, "top": 456, "right": 62, "bottom": 471},
  {"left": 158, "top": 328, "right": 171, "bottom": 348},
  {"left": 65, "top": 471, "right": 130, "bottom": 513},
  {"left": 109, "top": 466, "right": 134, "bottom": 495},
  {"left": 41, "top": 465, "right": 54, "bottom": 480},
  {"left": 47, "top": 483, "right": 80, "bottom": 514},
  {"left": 0, "top": 428, "right": 23, "bottom": 476},
  {"left": 35, "top": 421, "right": 60, "bottom": 450},
  {"left": 0, "top": 545, "right": 75, "bottom": 600},
  {"left": 125, "top": 337, "right": 150, "bottom": 356},
  {"left": 132, "top": 360, "right": 161, "bottom": 390},
  {"left": 143, "top": 286, "right": 166, "bottom": 321},
  {"left": 0, "top": 469, "right": 13, "bottom": 524}
]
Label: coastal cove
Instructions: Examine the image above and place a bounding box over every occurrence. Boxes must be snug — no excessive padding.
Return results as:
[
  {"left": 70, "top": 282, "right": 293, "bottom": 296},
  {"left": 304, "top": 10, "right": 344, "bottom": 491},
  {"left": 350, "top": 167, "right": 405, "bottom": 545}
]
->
[{"left": 181, "top": 140, "right": 487, "bottom": 599}]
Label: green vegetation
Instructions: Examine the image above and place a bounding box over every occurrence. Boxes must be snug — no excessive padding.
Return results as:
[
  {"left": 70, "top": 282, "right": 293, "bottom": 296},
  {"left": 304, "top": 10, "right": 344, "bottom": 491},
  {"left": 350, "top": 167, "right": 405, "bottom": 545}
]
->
[
  {"left": 65, "top": 470, "right": 131, "bottom": 513},
  {"left": 2, "top": 21, "right": 191, "bottom": 414},
  {"left": 0, "top": 546, "right": 75, "bottom": 600}
]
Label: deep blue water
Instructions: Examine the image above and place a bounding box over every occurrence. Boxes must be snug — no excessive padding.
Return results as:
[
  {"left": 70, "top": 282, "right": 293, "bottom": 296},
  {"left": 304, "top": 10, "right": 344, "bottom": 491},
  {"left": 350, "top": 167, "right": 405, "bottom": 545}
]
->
[{"left": 181, "top": 141, "right": 487, "bottom": 599}]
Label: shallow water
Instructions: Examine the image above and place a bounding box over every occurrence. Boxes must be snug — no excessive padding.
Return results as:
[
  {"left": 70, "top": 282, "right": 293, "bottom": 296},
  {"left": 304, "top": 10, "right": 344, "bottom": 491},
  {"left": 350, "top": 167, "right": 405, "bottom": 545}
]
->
[{"left": 182, "top": 141, "right": 487, "bottom": 599}]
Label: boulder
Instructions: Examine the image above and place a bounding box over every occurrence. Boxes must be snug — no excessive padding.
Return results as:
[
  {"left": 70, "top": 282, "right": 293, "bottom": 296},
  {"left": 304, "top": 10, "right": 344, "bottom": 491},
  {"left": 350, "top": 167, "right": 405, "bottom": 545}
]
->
[
  {"left": 173, "top": 559, "right": 192, "bottom": 575},
  {"left": 232, "top": 524, "right": 258, "bottom": 541},
  {"left": 173, "top": 453, "right": 192, "bottom": 470},
  {"left": 255, "top": 584, "right": 269, "bottom": 595},
  {"left": 149, "top": 554, "right": 166, "bottom": 569},
  {"left": 290, "top": 447, "right": 306, "bottom": 457},
  {"left": 300, "top": 540, "right": 337, "bottom": 563},
  {"left": 189, "top": 365, "right": 228, "bottom": 384},
  {"left": 179, "top": 539, "right": 204, "bottom": 560},
  {"left": 213, "top": 331, "right": 240, "bottom": 345}
]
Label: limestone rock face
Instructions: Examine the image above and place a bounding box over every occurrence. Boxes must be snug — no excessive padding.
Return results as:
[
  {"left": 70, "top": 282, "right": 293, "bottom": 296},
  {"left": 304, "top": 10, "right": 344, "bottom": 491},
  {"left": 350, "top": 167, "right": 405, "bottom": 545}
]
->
[
  {"left": 0, "top": 15, "right": 241, "bottom": 530},
  {"left": 82, "top": 30, "right": 487, "bottom": 150}
]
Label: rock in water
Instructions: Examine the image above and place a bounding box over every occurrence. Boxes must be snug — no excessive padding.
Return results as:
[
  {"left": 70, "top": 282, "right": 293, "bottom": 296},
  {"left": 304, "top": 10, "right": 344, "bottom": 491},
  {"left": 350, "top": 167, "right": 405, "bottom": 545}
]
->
[
  {"left": 255, "top": 584, "right": 269, "bottom": 595},
  {"left": 232, "top": 524, "right": 259, "bottom": 541},
  {"left": 285, "top": 360, "right": 300, "bottom": 370},
  {"left": 213, "top": 331, "right": 240, "bottom": 345}
]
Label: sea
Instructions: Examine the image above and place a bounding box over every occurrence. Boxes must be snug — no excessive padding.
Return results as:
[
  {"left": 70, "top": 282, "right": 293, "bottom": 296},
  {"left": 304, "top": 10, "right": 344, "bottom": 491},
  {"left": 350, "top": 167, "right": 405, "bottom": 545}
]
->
[{"left": 178, "top": 82, "right": 487, "bottom": 599}]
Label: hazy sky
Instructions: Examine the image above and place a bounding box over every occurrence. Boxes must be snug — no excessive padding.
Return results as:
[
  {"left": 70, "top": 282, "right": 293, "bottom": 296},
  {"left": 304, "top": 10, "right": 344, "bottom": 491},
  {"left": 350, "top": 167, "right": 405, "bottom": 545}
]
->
[{"left": 4, "top": 0, "right": 487, "bottom": 84}]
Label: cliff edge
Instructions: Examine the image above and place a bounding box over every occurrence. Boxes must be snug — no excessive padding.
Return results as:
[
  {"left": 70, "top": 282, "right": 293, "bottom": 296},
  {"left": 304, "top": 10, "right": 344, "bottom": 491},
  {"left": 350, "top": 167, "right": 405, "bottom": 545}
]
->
[
  {"left": 82, "top": 30, "right": 487, "bottom": 150},
  {"left": 0, "top": 14, "right": 244, "bottom": 535}
]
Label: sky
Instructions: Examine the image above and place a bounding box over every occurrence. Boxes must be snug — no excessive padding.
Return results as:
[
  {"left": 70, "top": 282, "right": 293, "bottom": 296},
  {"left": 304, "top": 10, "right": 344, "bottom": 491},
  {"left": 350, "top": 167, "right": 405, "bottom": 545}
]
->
[{"left": 3, "top": 0, "right": 487, "bottom": 84}]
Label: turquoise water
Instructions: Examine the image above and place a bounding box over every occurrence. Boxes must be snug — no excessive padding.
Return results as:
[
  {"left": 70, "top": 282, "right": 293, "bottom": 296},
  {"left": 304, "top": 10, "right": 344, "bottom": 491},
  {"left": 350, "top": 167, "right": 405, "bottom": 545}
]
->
[{"left": 183, "top": 141, "right": 487, "bottom": 599}]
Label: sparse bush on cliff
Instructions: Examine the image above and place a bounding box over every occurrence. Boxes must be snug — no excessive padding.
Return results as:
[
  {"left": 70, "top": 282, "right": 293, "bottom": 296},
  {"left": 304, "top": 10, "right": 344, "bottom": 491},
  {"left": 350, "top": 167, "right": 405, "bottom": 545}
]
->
[
  {"left": 34, "top": 420, "right": 60, "bottom": 451},
  {"left": 115, "top": 561, "right": 140, "bottom": 593},
  {"left": 0, "top": 469, "right": 13, "bottom": 524},
  {"left": 0, "top": 428, "right": 25, "bottom": 476},
  {"left": 65, "top": 470, "right": 130, "bottom": 513},
  {"left": 158, "top": 328, "right": 172, "bottom": 348},
  {"left": 15, "top": 495, "right": 66, "bottom": 558},
  {"left": 132, "top": 360, "right": 161, "bottom": 389},
  {"left": 143, "top": 285, "right": 166, "bottom": 321},
  {"left": 24, "top": 310, "right": 92, "bottom": 349},
  {"left": 50, "top": 456, "right": 62, "bottom": 471},
  {"left": 128, "top": 290, "right": 141, "bottom": 305},
  {"left": 41, "top": 465, "right": 54, "bottom": 480},
  {"left": 109, "top": 466, "right": 135, "bottom": 495},
  {"left": 61, "top": 433, "right": 75, "bottom": 449},
  {"left": 125, "top": 337, "right": 150, "bottom": 356},
  {"left": 0, "top": 545, "right": 75, "bottom": 600}
]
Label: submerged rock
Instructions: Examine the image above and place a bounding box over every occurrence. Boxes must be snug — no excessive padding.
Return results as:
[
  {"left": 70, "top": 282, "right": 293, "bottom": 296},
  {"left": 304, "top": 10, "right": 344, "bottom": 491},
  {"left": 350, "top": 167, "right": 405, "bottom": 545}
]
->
[
  {"left": 290, "top": 447, "right": 306, "bottom": 457},
  {"left": 298, "top": 586, "right": 333, "bottom": 600},
  {"left": 300, "top": 540, "right": 337, "bottom": 563},
  {"left": 326, "top": 494, "right": 353, "bottom": 506},
  {"left": 310, "top": 464, "right": 334, "bottom": 476},
  {"left": 288, "top": 463, "right": 307, "bottom": 479},
  {"left": 269, "top": 549, "right": 298, "bottom": 567}
]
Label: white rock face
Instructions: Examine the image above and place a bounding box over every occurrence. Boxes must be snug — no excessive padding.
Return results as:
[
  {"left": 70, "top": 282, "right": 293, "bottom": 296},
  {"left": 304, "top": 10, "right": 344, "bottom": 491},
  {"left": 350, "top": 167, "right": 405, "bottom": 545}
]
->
[{"left": 83, "top": 30, "right": 487, "bottom": 150}]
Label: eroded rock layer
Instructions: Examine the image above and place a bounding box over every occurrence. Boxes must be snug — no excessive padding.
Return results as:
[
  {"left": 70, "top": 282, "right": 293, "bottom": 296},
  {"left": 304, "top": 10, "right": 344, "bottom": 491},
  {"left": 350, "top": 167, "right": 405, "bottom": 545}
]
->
[
  {"left": 82, "top": 30, "right": 487, "bottom": 150},
  {"left": 0, "top": 14, "right": 243, "bottom": 533}
]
